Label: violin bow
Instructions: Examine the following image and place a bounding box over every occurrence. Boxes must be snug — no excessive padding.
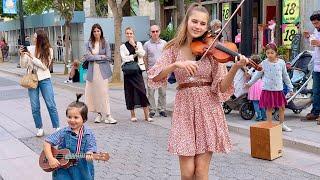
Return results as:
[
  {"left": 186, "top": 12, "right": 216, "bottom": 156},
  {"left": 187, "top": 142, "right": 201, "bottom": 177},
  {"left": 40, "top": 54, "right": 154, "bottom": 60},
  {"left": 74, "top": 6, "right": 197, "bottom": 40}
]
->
[{"left": 198, "top": 0, "right": 246, "bottom": 61}]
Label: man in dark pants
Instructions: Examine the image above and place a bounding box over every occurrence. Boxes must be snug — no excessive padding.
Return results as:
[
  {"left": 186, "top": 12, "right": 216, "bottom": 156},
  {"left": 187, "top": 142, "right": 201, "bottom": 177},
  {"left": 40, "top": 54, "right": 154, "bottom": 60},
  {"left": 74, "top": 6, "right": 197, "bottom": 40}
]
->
[{"left": 303, "top": 11, "right": 320, "bottom": 125}]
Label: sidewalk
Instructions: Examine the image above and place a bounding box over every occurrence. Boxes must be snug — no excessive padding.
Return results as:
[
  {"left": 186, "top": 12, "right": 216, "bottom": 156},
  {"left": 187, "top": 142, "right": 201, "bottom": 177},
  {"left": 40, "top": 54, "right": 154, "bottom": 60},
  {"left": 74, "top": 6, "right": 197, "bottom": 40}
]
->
[{"left": 0, "top": 59, "right": 319, "bottom": 155}]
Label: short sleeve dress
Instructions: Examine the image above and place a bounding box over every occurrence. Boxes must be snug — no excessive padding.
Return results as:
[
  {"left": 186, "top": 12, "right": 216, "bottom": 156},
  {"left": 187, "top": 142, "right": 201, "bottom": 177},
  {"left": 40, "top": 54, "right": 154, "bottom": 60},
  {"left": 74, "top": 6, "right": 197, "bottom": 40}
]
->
[{"left": 148, "top": 46, "right": 234, "bottom": 156}]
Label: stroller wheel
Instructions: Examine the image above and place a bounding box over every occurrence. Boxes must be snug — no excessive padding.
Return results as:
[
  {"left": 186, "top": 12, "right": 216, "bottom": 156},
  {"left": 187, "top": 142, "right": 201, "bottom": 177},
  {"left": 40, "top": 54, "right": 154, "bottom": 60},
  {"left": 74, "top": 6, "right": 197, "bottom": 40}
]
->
[
  {"left": 223, "top": 102, "right": 232, "bottom": 114},
  {"left": 293, "top": 109, "right": 302, "bottom": 114},
  {"left": 240, "top": 102, "right": 255, "bottom": 120}
]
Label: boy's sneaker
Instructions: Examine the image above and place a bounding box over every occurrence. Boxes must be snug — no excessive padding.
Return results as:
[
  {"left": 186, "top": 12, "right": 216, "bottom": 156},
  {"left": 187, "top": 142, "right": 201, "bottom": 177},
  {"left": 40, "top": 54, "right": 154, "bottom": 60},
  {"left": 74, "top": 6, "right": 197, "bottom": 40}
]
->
[
  {"left": 94, "top": 113, "right": 102, "bottom": 123},
  {"left": 104, "top": 116, "right": 117, "bottom": 124},
  {"left": 282, "top": 123, "right": 292, "bottom": 132},
  {"left": 36, "top": 128, "right": 44, "bottom": 137}
]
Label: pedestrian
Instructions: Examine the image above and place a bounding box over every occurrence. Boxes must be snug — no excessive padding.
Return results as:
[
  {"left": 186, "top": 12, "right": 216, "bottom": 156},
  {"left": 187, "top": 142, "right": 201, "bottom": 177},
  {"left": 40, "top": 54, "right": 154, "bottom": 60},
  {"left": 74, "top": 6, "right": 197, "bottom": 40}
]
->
[
  {"left": 247, "top": 54, "right": 266, "bottom": 121},
  {"left": 302, "top": 10, "right": 320, "bottom": 124},
  {"left": 84, "top": 23, "right": 116, "bottom": 124},
  {"left": 64, "top": 59, "right": 80, "bottom": 83},
  {"left": 56, "top": 36, "right": 63, "bottom": 61},
  {"left": 19, "top": 29, "right": 60, "bottom": 137},
  {"left": 1, "top": 39, "right": 9, "bottom": 61},
  {"left": 120, "top": 27, "right": 152, "bottom": 122},
  {"left": 43, "top": 94, "right": 96, "bottom": 180},
  {"left": 209, "top": 19, "right": 223, "bottom": 41},
  {"left": 246, "top": 43, "right": 294, "bottom": 132},
  {"left": 147, "top": 3, "right": 248, "bottom": 178},
  {"left": 143, "top": 25, "right": 168, "bottom": 118}
]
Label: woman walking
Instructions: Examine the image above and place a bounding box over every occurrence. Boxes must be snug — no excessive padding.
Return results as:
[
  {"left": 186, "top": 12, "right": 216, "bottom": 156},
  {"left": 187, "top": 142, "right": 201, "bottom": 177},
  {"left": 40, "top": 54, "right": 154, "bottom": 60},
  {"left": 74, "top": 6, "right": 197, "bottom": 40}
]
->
[
  {"left": 20, "top": 29, "right": 60, "bottom": 137},
  {"left": 84, "top": 23, "right": 117, "bottom": 124}
]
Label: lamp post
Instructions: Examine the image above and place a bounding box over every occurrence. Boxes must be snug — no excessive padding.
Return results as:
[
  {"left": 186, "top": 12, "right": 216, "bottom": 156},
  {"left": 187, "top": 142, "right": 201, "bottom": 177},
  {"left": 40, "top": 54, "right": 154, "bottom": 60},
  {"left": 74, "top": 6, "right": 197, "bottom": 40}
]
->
[{"left": 18, "top": 0, "right": 25, "bottom": 46}]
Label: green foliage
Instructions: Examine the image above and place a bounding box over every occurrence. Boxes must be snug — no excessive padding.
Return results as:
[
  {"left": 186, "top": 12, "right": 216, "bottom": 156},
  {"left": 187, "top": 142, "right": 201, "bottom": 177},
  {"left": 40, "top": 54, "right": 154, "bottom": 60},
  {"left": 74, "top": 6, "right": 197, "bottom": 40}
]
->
[
  {"left": 160, "top": 27, "right": 176, "bottom": 41},
  {"left": 96, "top": 0, "right": 108, "bottom": 17},
  {"left": 23, "top": 0, "right": 83, "bottom": 16}
]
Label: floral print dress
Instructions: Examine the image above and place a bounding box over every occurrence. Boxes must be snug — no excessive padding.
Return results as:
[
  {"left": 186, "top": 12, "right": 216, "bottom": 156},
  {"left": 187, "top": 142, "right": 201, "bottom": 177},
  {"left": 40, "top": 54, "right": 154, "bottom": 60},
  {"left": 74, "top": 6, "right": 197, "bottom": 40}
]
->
[{"left": 148, "top": 47, "right": 234, "bottom": 156}]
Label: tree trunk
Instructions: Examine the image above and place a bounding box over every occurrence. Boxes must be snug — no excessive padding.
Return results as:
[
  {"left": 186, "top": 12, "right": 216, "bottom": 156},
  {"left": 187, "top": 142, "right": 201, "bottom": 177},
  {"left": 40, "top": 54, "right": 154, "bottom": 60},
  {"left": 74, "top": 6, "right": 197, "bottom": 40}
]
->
[
  {"left": 176, "top": 0, "right": 185, "bottom": 25},
  {"left": 154, "top": 0, "right": 161, "bottom": 27},
  {"left": 112, "top": 15, "right": 122, "bottom": 83},
  {"left": 64, "top": 21, "right": 71, "bottom": 75},
  {"left": 109, "top": 1, "right": 126, "bottom": 83},
  {"left": 90, "top": 0, "right": 97, "bottom": 17}
]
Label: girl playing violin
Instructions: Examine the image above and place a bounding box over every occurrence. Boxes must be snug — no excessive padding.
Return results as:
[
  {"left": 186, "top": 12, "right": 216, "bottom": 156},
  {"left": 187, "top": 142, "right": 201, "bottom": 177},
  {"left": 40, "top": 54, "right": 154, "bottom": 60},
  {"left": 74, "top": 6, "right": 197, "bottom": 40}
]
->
[{"left": 148, "top": 3, "right": 248, "bottom": 179}]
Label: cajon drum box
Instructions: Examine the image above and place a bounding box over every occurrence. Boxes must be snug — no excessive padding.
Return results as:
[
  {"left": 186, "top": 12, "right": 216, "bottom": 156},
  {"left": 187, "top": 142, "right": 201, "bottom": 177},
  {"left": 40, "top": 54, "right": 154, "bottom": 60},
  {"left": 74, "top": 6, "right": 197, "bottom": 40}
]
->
[{"left": 250, "top": 121, "right": 283, "bottom": 160}]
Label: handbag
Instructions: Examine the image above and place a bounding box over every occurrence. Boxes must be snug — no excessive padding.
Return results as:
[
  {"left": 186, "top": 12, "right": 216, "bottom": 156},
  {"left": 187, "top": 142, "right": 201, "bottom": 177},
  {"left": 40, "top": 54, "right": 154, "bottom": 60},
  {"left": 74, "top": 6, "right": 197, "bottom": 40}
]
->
[
  {"left": 122, "top": 61, "right": 140, "bottom": 75},
  {"left": 20, "top": 67, "right": 38, "bottom": 89},
  {"left": 168, "top": 72, "right": 176, "bottom": 84},
  {"left": 82, "top": 60, "right": 89, "bottom": 70}
]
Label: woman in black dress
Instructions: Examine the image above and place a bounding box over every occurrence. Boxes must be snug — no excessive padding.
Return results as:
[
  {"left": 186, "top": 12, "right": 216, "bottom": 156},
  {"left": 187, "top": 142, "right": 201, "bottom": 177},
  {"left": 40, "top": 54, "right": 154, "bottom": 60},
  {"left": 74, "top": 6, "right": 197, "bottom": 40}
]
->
[{"left": 120, "top": 27, "right": 152, "bottom": 122}]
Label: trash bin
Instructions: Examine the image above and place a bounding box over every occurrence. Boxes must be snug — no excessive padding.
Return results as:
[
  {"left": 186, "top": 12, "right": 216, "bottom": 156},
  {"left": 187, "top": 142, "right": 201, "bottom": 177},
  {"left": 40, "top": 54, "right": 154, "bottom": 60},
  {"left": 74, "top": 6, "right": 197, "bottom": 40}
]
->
[{"left": 79, "top": 64, "right": 87, "bottom": 83}]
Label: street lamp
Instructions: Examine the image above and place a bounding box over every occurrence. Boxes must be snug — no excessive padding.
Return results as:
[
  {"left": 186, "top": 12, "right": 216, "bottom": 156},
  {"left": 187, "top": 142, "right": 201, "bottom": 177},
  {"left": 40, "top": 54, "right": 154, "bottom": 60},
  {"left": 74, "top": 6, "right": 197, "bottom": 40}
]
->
[{"left": 18, "top": 0, "right": 25, "bottom": 46}]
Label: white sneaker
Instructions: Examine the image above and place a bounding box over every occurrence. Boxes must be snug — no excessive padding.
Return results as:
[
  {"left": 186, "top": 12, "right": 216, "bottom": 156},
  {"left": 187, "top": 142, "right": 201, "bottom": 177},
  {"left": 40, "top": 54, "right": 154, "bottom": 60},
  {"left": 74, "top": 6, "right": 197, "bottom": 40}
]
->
[
  {"left": 94, "top": 113, "right": 102, "bottom": 123},
  {"left": 104, "top": 116, "right": 117, "bottom": 124},
  {"left": 55, "top": 127, "right": 61, "bottom": 132},
  {"left": 282, "top": 124, "right": 292, "bottom": 132},
  {"left": 64, "top": 79, "right": 73, "bottom": 83},
  {"left": 36, "top": 128, "right": 44, "bottom": 137}
]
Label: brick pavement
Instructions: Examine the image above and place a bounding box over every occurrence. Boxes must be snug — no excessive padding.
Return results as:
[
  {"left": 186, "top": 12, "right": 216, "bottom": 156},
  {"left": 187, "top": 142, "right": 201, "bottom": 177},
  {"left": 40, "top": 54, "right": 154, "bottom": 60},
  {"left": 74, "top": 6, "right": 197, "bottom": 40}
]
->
[
  {"left": 0, "top": 60, "right": 320, "bottom": 179},
  {"left": 20, "top": 121, "right": 319, "bottom": 180}
]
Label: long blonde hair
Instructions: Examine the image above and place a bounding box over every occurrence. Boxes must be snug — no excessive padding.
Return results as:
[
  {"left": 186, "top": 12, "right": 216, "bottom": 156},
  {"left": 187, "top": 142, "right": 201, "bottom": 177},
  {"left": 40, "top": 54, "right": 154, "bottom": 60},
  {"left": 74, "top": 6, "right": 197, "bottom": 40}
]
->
[{"left": 164, "top": 3, "right": 209, "bottom": 50}]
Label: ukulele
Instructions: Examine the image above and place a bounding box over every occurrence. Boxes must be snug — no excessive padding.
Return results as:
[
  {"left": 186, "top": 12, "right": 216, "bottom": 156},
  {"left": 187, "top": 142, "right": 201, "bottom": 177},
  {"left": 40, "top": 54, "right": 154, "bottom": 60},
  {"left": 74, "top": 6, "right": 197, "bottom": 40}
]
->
[{"left": 39, "top": 147, "right": 110, "bottom": 172}]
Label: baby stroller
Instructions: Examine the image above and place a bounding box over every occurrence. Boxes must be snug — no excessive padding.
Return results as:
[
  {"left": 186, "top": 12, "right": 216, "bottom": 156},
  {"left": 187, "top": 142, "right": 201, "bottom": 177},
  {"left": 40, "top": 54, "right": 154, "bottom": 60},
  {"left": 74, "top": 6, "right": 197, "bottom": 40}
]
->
[
  {"left": 273, "top": 51, "right": 313, "bottom": 120},
  {"left": 287, "top": 50, "right": 313, "bottom": 91},
  {"left": 223, "top": 93, "right": 255, "bottom": 120}
]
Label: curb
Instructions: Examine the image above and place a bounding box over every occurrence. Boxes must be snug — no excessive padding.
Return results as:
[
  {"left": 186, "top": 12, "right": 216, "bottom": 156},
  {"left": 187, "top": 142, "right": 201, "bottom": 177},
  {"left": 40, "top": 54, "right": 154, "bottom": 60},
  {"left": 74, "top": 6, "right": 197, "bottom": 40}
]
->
[{"left": 1, "top": 68, "right": 320, "bottom": 155}]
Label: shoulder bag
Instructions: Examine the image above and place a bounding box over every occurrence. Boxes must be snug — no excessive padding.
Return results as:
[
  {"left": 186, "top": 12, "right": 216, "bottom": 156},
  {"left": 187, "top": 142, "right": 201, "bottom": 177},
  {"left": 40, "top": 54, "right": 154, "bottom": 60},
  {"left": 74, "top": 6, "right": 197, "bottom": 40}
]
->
[
  {"left": 122, "top": 61, "right": 140, "bottom": 75},
  {"left": 20, "top": 66, "right": 38, "bottom": 89}
]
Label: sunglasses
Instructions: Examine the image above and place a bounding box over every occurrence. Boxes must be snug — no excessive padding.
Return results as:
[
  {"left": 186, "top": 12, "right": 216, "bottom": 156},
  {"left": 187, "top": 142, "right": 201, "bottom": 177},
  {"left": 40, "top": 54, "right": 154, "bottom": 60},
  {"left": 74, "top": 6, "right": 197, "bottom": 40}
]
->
[{"left": 151, "top": 30, "right": 159, "bottom": 33}]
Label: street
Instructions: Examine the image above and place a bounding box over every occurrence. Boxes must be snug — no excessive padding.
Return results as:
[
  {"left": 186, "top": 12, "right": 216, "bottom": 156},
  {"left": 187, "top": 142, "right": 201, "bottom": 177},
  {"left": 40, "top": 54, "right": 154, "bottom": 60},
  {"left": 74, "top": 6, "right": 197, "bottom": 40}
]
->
[{"left": 0, "top": 68, "right": 319, "bottom": 179}]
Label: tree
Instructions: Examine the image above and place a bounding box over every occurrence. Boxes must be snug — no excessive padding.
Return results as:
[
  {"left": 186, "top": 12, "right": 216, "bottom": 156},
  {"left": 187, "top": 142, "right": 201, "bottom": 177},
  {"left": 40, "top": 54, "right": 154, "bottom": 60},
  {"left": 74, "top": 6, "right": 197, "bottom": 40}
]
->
[
  {"left": 108, "top": 0, "right": 129, "bottom": 83},
  {"left": 23, "top": 0, "right": 83, "bottom": 74}
]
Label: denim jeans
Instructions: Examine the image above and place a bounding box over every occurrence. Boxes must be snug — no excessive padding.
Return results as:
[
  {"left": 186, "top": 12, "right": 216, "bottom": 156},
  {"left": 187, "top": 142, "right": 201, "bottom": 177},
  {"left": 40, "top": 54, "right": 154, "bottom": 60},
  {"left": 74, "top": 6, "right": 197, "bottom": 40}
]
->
[
  {"left": 311, "top": 72, "right": 320, "bottom": 116},
  {"left": 28, "top": 78, "right": 60, "bottom": 128},
  {"left": 252, "top": 100, "right": 266, "bottom": 120}
]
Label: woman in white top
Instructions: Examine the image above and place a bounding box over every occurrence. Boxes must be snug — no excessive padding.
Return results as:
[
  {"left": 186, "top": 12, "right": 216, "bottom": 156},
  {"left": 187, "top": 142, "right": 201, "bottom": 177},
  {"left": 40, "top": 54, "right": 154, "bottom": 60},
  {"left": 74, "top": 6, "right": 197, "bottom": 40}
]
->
[
  {"left": 20, "top": 29, "right": 60, "bottom": 137},
  {"left": 120, "top": 27, "right": 152, "bottom": 122}
]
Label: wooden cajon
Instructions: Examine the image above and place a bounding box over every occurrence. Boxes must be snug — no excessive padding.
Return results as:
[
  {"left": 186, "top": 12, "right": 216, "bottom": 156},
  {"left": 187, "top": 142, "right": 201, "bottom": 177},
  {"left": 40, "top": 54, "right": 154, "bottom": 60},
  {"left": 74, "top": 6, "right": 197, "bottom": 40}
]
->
[{"left": 250, "top": 121, "right": 283, "bottom": 160}]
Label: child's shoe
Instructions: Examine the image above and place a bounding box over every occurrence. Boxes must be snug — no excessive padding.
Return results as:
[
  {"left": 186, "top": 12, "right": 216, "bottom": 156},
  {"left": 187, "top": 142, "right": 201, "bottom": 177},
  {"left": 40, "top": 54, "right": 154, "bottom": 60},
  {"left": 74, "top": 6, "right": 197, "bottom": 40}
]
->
[
  {"left": 94, "top": 113, "right": 102, "bottom": 123},
  {"left": 55, "top": 127, "right": 61, "bottom": 132},
  {"left": 282, "top": 123, "right": 292, "bottom": 132},
  {"left": 104, "top": 116, "right": 117, "bottom": 124},
  {"left": 36, "top": 128, "right": 44, "bottom": 137}
]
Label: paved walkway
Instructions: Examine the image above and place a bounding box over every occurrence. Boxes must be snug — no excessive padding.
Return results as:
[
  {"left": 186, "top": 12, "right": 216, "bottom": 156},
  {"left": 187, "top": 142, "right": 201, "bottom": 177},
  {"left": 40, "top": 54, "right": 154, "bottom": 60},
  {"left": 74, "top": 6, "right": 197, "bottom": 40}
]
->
[
  {"left": 1, "top": 59, "right": 319, "bottom": 154},
  {"left": 0, "top": 59, "right": 319, "bottom": 179}
]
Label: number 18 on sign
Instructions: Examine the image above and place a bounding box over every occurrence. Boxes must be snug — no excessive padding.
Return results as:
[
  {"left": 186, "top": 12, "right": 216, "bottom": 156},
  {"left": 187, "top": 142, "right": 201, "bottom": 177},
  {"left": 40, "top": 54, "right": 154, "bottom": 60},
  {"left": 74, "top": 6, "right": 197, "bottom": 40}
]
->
[
  {"left": 282, "top": 0, "right": 300, "bottom": 24},
  {"left": 282, "top": 24, "right": 298, "bottom": 49}
]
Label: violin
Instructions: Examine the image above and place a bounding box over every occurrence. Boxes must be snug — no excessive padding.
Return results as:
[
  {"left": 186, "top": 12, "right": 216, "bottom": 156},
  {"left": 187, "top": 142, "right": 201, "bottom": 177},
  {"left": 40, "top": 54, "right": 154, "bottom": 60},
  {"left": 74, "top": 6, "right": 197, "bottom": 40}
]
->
[{"left": 190, "top": 31, "right": 262, "bottom": 71}]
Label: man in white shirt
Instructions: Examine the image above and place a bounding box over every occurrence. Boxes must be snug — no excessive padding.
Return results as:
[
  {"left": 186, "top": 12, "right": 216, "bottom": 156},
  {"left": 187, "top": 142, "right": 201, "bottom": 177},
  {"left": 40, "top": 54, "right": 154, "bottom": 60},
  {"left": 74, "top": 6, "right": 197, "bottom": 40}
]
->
[
  {"left": 303, "top": 11, "right": 320, "bottom": 124},
  {"left": 144, "top": 25, "right": 167, "bottom": 118}
]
